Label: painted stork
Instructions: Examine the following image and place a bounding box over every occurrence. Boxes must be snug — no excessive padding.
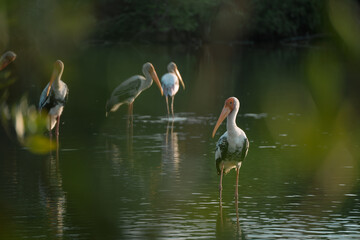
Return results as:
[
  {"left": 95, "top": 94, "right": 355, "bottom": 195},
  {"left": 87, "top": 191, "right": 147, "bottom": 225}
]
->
[
  {"left": 39, "top": 60, "right": 69, "bottom": 138},
  {"left": 161, "top": 62, "right": 185, "bottom": 118},
  {"left": 106, "top": 62, "right": 163, "bottom": 117},
  {"left": 0, "top": 51, "right": 16, "bottom": 71},
  {"left": 212, "top": 97, "right": 249, "bottom": 206}
]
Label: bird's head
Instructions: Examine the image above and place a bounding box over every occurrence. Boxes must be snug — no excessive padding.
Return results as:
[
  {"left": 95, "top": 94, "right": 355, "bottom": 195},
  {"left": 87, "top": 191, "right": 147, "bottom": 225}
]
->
[
  {"left": 0, "top": 51, "right": 16, "bottom": 71},
  {"left": 212, "top": 97, "right": 239, "bottom": 138},
  {"left": 167, "top": 62, "right": 185, "bottom": 90},
  {"left": 47, "top": 60, "right": 64, "bottom": 96},
  {"left": 143, "top": 62, "right": 163, "bottom": 96}
]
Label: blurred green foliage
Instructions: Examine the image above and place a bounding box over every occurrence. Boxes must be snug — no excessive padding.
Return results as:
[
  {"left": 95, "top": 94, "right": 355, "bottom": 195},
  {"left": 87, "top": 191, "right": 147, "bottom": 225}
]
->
[
  {"left": 249, "top": 0, "right": 325, "bottom": 40},
  {"left": 93, "top": 0, "right": 220, "bottom": 43},
  {"left": 0, "top": 51, "right": 54, "bottom": 154},
  {"left": 93, "top": 0, "right": 325, "bottom": 43}
]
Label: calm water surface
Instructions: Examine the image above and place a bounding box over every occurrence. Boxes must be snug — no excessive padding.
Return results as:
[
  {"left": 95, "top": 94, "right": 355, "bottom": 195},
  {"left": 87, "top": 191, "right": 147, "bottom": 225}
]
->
[{"left": 0, "top": 44, "right": 359, "bottom": 239}]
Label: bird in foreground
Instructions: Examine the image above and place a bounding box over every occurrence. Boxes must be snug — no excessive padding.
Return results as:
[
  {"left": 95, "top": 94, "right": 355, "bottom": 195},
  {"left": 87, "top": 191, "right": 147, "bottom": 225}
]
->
[
  {"left": 161, "top": 62, "right": 185, "bottom": 118},
  {"left": 212, "top": 97, "right": 249, "bottom": 206},
  {"left": 39, "top": 60, "right": 69, "bottom": 138},
  {"left": 106, "top": 62, "right": 163, "bottom": 117},
  {"left": 0, "top": 51, "right": 16, "bottom": 71}
]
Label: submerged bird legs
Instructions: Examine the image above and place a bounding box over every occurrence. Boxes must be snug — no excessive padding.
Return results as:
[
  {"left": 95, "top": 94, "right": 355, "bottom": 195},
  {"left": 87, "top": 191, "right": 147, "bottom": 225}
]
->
[
  {"left": 127, "top": 102, "right": 134, "bottom": 126},
  {"left": 218, "top": 163, "right": 241, "bottom": 207},
  {"left": 165, "top": 96, "right": 175, "bottom": 118},
  {"left": 219, "top": 164, "right": 224, "bottom": 207}
]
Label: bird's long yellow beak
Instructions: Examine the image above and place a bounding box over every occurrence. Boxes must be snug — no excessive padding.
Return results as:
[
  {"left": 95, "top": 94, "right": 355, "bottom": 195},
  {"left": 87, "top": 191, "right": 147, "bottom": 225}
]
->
[
  {"left": 212, "top": 105, "right": 231, "bottom": 138},
  {"left": 151, "top": 70, "right": 163, "bottom": 96},
  {"left": 175, "top": 68, "right": 185, "bottom": 90},
  {"left": 46, "top": 71, "right": 56, "bottom": 97},
  {"left": 46, "top": 60, "right": 64, "bottom": 97}
]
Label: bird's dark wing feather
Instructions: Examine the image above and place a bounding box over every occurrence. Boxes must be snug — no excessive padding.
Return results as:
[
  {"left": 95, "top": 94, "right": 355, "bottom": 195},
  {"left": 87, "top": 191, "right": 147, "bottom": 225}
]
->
[
  {"left": 112, "top": 78, "right": 142, "bottom": 103},
  {"left": 241, "top": 137, "right": 249, "bottom": 162},
  {"left": 39, "top": 90, "right": 54, "bottom": 112},
  {"left": 215, "top": 135, "right": 228, "bottom": 175},
  {"left": 39, "top": 83, "right": 69, "bottom": 112}
]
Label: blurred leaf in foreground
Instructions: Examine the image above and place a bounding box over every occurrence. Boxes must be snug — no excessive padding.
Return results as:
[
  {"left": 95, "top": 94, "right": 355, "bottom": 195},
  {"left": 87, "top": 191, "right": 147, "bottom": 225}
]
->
[{"left": 8, "top": 97, "right": 55, "bottom": 154}]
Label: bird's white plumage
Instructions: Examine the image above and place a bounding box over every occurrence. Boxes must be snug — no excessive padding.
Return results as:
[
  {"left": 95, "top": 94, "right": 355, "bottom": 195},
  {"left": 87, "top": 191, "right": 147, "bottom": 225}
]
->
[
  {"left": 215, "top": 130, "right": 248, "bottom": 174},
  {"left": 161, "top": 73, "right": 179, "bottom": 97},
  {"left": 160, "top": 62, "right": 184, "bottom": 117}
]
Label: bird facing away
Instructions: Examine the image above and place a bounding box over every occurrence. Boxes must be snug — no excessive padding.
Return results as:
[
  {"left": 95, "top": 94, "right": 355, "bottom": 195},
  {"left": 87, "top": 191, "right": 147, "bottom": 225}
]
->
[
  {"left": 0, "top": 51, "right": 16, "bottom": 71},
  {"left": 106, "top": 62, "right": 163, "bottom": 117},
  {"left": 161, "top": 62, "right": 185, "bottom": 118},
  {"left": 39, "top": 60, "right": 69, "bottom": 138},
  {"left": 212, "top": 97, "right": 249, "bottom": 206}
]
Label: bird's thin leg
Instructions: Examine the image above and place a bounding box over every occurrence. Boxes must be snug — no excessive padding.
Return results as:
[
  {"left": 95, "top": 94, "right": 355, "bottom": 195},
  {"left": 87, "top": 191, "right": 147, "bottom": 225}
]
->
[
  {"left": 235, "top": 166, "right": 240, "bottom": 228},
  {"left": 219, "top": 163, "right": 224, "bottom": 206},
  {"left": 55, "top": 116, "right": 60, "bottom": 145},
  {"left": 128, "top": 102, "right": 133, "bottom": 116},
  {"left": 56, "top": 138, "right": 59, "bottom": 159},
  {"left": 235, "top": 166, "right": 240, "bottom": 205},
  {"left": 127, "top": 103, "right": 133, "bottom": 126},
  {"left": 130, "top": 103, "right": 133, "bottom": 123},
  {"left": 219, "top": 202, "right": 223, "bottom": 227},
  {"left": 165, "top": 96, "right": 170, "bottom": 117},
  {"left": 165, "top": 120, "right": 170, "bottom": 145},
  {"left": 56, "top": 116, "right": 60, "bottom": 137},
  {"left": 49, "top": 116, "right": 52, "bottom": 139},
  {"left": 171, "top": 96, "right": 175, "bottom": 118}
]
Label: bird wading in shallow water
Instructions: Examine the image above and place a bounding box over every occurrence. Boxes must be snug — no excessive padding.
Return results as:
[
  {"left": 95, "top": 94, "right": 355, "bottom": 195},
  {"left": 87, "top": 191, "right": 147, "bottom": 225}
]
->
[
  {"left": 161, "top": 62, "right": 185, "bottom": 118},
  {"left": 106, "top": 62, "right": 163, "bottom": 120},
  {"left": 0, "top": 51, "right": 16, "bottom": 71},
  {"left": 39, "top": 60, "right": 69, "bottom": 139},
  {"left": 212, "top": 97, "right": 249, "bottom": 207}
]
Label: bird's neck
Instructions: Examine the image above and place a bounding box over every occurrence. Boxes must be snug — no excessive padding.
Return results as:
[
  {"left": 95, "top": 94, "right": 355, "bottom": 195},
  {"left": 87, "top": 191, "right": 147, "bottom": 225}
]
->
[
  {"left": 52, "top": 77, "right": 61, "bottom": 88},
  {"left": 143, "top": 71, "right": 153, "bottom": 89},
  {"left": 52, "top": 70, "right": 63, "bottom": 89},
  {"left": 227, "top": 105, "right": 239, "bottom": 136}
]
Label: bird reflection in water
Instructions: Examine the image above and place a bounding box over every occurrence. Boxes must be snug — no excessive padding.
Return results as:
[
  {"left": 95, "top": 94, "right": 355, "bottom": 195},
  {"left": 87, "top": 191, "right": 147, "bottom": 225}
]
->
[
  {"left": 41, "top": 148, "right": 66, "bottom": 239},
  {"left": 217, "top": 205, "right": 245, "bottom": 239},
  {"left": 162, "top": 119, "right": 180, "bottom": 176},
  {"left": 127, "top": 117, "right": 133, "bottom": 155}
]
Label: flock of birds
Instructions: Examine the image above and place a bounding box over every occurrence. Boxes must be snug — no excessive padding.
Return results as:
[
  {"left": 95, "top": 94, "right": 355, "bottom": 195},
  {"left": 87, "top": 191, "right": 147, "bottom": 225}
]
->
[{"left": 1, "top": 51, "right": 249, "bottom": 206}]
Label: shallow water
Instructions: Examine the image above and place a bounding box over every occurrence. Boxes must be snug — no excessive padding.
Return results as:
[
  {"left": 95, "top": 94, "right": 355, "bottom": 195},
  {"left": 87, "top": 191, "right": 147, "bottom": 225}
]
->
[{"left": 1, "top": 44, "right": 360, "bottom": 239}]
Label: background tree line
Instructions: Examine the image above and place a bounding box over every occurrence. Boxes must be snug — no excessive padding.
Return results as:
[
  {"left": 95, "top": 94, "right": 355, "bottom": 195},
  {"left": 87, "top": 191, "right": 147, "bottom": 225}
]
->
[{"left": 92, "top": 0, "right": 325, "bottom": 44}]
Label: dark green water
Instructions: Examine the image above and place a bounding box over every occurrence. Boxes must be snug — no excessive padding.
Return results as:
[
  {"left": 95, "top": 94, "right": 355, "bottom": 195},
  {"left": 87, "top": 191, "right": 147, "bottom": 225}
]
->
[{"left": 0, "top": 44, "right": 359, "bottom": 239}]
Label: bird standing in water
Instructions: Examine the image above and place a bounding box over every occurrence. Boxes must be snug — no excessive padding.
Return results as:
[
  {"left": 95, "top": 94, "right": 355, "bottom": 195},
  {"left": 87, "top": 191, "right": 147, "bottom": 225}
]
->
[
  {"left": 39, "top": 60, "right": 69, "bottom": 138},
  {"left": 212, "top": 97, "right": 249, "bottom": 206},
  {"left": 161, "top": 62, "right": 185, "bottom": 118},
  {"left": 106, "top": 62, "right": 163, "bottom": 119}
]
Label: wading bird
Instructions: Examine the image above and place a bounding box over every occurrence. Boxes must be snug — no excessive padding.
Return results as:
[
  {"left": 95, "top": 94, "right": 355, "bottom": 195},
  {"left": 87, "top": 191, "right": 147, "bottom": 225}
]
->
[
  {"left": 106, "top": 62, "right": 163, "bottom": 117},
  {"left": 212, "top": 97, "right": 249, "bottom": 206},
  {"left": 0, "top": 51, "right": 16, "bottom": 71},
  {"left": 161, "top": 62, "right": 185, "bottom": 118},
  {"left": 39, "top": 60, "right": 69, "bottom": 138}
]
